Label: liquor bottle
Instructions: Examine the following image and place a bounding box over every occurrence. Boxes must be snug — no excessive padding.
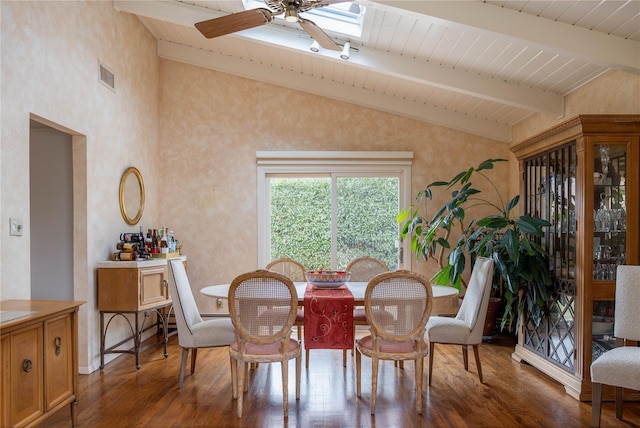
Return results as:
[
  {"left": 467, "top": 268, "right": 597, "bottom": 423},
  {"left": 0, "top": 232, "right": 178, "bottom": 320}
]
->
[
  {"left": 152, "top": 229, "right": 158, "bottom": 254},
  {"left": 169, "top": 230, "right": 176, "bottom": 253},
  {"left": 145, "top": 229, "right": 152, "bottom": 253},
  {"left": 160, "top": 227, "right": 168, "bottom": 253}
]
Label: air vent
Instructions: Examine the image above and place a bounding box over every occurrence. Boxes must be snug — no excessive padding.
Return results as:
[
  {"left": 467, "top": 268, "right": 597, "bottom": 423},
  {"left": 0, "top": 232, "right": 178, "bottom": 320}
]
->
[{"left": 99, "top": 62, "right": 115, "bottom": 91}]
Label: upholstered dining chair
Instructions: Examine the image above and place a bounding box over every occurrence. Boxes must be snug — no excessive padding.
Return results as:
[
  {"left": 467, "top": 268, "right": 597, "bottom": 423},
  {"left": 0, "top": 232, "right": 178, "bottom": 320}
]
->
[
  {"left": 346, "top": 256, "right": 390, "bottom": 359},
  {"left": 426, "top": 256, "right": 494, "bottom": 385},
  {"left": 166, "top": 258, "right": 235, "bottom": 387},
  {"left": 590, "top": 265, "right": 640, "bottom": 428},
  {"left": 265, "top": 257, "right": 306, "bottom": 340},
  {"left": 356, "top": 270, "right": 433, "bottom": 414},
  {"left": 228, "top": 269, "right": 301, "bottom": 418}
]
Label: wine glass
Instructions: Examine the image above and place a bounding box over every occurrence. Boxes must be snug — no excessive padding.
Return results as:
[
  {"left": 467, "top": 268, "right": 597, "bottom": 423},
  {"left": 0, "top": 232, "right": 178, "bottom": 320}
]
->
[
  {"left": 595, "top": 197, "right": 610, "bottom": 232},
  {"left": 618, "top": 245, "right": 626, "bottom": 266},
  {"left": 600, "top": 145, "right": 610, "bottom": 179}
]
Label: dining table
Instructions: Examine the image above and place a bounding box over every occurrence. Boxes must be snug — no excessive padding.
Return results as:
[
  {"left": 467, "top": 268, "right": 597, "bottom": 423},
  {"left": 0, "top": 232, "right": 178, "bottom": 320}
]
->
[
  {"left": 202, "top": 281, "right": 459, "bottom": 364},
  {"left": 200, "top": 281, "right": 458, "bottom": 306}
]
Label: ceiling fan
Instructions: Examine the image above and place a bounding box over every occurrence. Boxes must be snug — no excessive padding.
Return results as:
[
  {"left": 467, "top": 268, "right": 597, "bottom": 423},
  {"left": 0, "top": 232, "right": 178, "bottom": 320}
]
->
[{"left": 194, "top": 0, "right": 345, "bottom": 51}]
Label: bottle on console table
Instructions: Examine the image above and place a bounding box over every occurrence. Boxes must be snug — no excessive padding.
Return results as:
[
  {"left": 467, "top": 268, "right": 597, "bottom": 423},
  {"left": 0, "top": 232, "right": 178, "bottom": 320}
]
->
[{"left": 160, "top": 227, "right": 168, "bottom": 254}]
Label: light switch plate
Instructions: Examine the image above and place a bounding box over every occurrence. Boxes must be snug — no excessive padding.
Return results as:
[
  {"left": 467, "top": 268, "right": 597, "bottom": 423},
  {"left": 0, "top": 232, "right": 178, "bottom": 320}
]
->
[{"left": 10, "top": 217, "right": 23, "bottom": 236}]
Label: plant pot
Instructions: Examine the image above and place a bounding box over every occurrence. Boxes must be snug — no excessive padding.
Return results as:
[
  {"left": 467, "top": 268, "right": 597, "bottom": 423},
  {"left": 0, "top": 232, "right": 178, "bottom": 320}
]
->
[{"left": 483, "top": 297, "right": 502, "bottom": 336}]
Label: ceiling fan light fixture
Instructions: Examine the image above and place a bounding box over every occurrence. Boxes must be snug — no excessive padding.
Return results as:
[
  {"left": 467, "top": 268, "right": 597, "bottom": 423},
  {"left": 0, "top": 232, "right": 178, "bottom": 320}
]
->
[
  {"left": 284, "top": 8, "right": 298, "bottom": 23},
  {"left": 310, "top": 40, "right": 320, "bottom": 52},
  {"left": 340, "top": 42, "right": 350, "bottom": 60}
]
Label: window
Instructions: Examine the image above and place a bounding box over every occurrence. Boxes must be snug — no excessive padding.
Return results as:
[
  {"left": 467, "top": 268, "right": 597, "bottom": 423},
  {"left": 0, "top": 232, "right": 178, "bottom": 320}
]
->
[
  {"left": 243, "top": 1, "right": 367, "bottom": 38},
  {"left": 257, "top": 151, "right": 413, "bottom": 271}
]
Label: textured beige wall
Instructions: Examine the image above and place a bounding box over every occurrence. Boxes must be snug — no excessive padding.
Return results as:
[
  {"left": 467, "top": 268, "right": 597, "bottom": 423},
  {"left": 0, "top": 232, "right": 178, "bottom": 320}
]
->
[
  {"left": 157, "top": 59, "right": 512, "bottom": 313},
  {"left": 512, "top": 70, "right": 640, "bottom": 143},
  {"left": 1, "top": 1, "right": 161, "bottom": 372}
]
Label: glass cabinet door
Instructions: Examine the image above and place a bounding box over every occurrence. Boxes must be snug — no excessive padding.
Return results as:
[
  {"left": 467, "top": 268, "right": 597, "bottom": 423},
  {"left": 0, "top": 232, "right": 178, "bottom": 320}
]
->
[
  {"left": 591, "top": 143, "right": 627, "bottom": 361},
  {"left": 592, "top": 143, "right": 627, "bottom": 281},
  {"left": 523, "top": 143, "right": 577, "bottom": 373}
]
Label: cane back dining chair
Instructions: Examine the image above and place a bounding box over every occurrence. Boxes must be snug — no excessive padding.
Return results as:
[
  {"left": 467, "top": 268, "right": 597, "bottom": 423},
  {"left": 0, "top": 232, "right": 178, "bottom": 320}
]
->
[
  {"left": 356, "top": 270, "right": 433, "bottom": 414},
  {"left": 228, "top": 269, "right": 301, "bottom": 418},
  {"left": 590, "top": 265, "right": 640, "bottom": 427},
  {"left": 265, "top": 257, "right": 306, "bottom": 340},
  {"left": 426, "top": 256, "right": 494, "bottom": 385},
  {"left": 346, "top": 256, "right": 390, "bottom": 357},
  {"left": 166, "top": 258, "right": 235, "bottom": 387}
]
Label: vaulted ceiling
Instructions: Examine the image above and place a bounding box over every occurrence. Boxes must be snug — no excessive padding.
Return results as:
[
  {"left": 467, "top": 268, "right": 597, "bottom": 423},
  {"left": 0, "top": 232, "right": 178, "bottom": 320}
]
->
[{"left": 114, "top": 1, "right": 640, "bottom": 142}]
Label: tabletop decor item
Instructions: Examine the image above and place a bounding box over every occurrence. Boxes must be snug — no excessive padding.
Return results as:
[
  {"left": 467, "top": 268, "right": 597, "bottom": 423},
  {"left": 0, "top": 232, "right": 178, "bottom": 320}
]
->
[
  {"left": 397, "top": 158, "right": 553, "bottom": 334},
  {"left": 305, "top": 270, "right": 351, "bottom": 289}
]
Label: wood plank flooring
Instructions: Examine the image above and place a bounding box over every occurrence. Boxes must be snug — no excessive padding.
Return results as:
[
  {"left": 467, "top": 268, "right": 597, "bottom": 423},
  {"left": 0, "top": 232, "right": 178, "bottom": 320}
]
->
[{"left": 45, "top": 333, "right": 639, "bottom": 427}]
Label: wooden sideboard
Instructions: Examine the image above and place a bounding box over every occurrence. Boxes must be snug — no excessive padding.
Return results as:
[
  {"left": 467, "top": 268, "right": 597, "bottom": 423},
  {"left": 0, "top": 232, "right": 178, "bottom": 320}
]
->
[
  {"left": 97, "top": 257, "right": 186, "bottom": 369},
  {"left": 1, "top": 300, "right": 84, "bottom": 427}
]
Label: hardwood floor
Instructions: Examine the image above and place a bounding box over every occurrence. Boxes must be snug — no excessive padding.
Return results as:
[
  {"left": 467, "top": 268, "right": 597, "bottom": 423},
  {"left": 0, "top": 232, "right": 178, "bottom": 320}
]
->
[{"left": 46, "top": 333, "right": 639, "bottom": 428}]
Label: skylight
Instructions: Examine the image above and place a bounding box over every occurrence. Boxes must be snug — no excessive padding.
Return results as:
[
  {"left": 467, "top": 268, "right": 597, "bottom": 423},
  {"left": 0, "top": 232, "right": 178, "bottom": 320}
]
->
[{"left": 243, "top": 1, "right": 366, "bottom": 39}]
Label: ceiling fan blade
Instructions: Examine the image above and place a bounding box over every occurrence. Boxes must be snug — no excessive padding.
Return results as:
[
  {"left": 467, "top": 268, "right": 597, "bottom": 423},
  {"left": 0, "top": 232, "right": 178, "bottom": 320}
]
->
[
  {"left": 299, "top": 18, "right": 340, "bottom": 51},
  {"left": 195, "top": 8, "right": 273, "bottom": 39}
]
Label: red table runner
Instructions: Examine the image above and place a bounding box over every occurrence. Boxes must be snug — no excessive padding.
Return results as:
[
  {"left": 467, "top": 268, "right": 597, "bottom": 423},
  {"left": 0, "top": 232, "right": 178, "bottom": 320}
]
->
[{"left": 304, "top": 283, "right": 354, "bottom": 350}]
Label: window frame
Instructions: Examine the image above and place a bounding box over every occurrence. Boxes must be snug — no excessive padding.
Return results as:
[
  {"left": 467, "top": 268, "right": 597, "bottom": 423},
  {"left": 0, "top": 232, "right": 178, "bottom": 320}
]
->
[{"left": 256, "top": 151, "right": 413, "bottom": 270}]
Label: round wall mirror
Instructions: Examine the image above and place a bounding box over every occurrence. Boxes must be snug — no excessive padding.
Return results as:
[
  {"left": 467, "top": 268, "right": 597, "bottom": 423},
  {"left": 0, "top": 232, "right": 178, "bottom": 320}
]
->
[{"left": 119, "top": 167, "right": 145, "bottom": 225}]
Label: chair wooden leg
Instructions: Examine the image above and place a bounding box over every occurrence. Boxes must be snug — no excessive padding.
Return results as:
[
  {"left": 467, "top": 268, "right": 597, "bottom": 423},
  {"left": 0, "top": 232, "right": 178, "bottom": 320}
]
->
[
  {"left": 615, "top": 386, "right": 624, "bottom": 420},
  {"left": 281, "top": 359, "right": 289, "bottom": 416},
  {"left": 356, "top": 349, "right": 362, "bottom": 397},
  {"left": 178, "top": 348, "right": 189, "bottom": 387},
  {"left": 592, "top": 382, "right": 603, "bottom": 427},
  {"left": 296, "top": 352, "right": 301, "bottom": 400},
  {"left": 415, "top": 357, "right": 423, "bottom": 414},
  {"left": 462, "top": 345, "right": 469, "bottom": 371},
  {"left": 305, "top": 349, "right": 310, "bottom": 368},
  {"left": 244, "top": 363, "right": 249, "bottom": 392},
  {"left": 352, "top": 325, "right": 356, "bottom": 355},
  {"left": 343, "top": 349, "right": 347, "bottom": 367},
  {"left": 472, "top": 344, "right": 483, "bottom": 383},
  {"left": 236, "top": 361, "right": 245, "bottom": 418},
  {"left": 371, "top": 357, "right": 379, "bottom": 414},
  {"left": 428, "top": 342, "right": 435, "bottom": 386},
  {"left": 230, "top": 356, "right": 238, "bottom": 399},
  {"left": 190, "top": 348, "right": 198, "bottom": 374}
]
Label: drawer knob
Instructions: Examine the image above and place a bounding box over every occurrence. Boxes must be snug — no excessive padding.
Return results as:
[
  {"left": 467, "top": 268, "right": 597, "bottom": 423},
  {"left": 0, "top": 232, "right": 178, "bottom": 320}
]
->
[
  {"left": 22, "top": 359, "right": 32, "bottom": 372},
  {"left": 54, "top": 336, "right": 62, "bottom": 356}
]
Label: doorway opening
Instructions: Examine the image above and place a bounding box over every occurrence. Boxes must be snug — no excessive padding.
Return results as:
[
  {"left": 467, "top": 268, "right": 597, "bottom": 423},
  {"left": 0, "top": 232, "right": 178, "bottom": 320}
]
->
[{"left": 29, "top": 120, "right": 74, "bottom": 300}]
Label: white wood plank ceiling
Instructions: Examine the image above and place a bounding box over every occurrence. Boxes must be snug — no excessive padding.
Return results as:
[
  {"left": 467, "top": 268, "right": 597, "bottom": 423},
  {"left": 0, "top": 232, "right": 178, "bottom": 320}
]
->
[{"left": 114, "top": 1, "right": 640, "bottom": 142}]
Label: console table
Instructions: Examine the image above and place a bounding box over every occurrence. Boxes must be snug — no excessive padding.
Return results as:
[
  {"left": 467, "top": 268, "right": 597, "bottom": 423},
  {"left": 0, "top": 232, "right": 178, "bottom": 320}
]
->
[{"left": 97, "top": 256, "right": 186, "bottom": 369}]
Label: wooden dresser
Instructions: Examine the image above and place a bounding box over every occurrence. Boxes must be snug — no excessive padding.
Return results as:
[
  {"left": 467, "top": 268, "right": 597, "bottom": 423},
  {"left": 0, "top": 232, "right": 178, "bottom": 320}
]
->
[{"left": 1, "top": 300, "right": 84, "bottom": 427}]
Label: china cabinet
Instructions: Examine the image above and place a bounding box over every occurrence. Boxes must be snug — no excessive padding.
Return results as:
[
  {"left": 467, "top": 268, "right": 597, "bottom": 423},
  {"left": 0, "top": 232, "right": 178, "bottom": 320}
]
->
[
  {"left": 510, "top": 115, "right": 639, "bottom": 401},
  {"left": 1, "top": 300, "right": 84, "bottom": 427}
]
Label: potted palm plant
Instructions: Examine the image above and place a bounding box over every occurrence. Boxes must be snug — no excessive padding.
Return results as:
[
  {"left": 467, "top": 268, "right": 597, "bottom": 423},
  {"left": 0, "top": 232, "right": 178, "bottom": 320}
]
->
[{"left": 397, "top": 159, "right": 553, "bottom": 333}]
